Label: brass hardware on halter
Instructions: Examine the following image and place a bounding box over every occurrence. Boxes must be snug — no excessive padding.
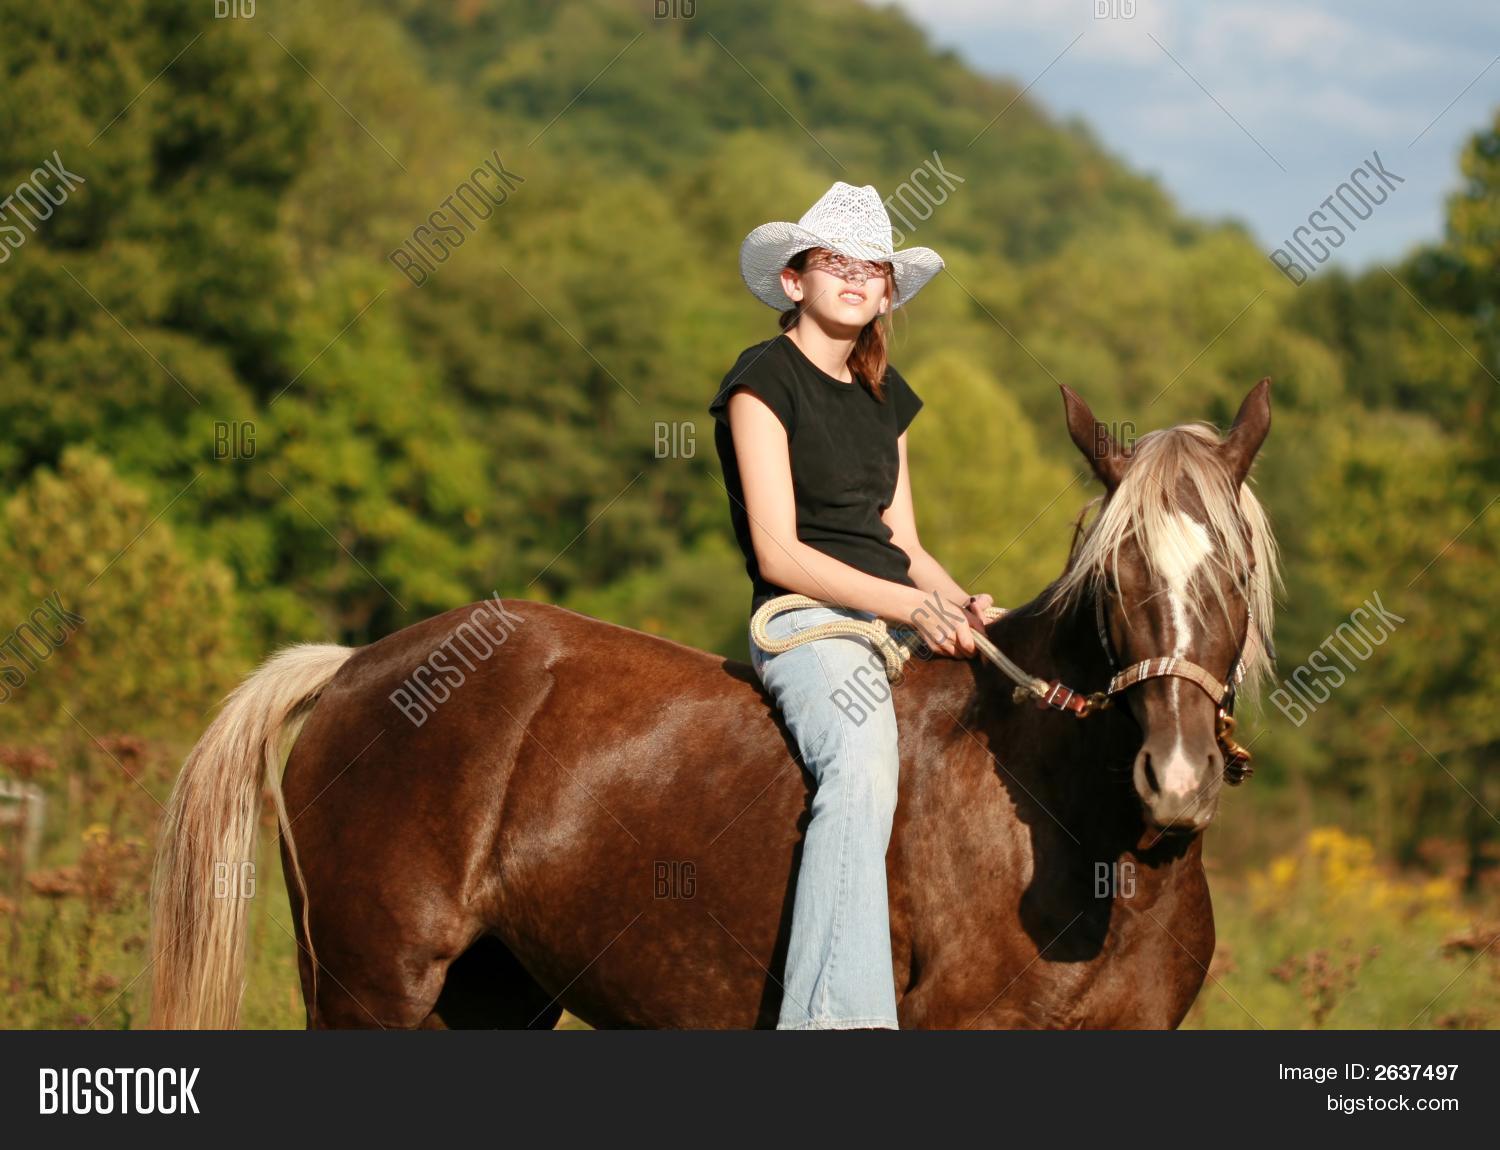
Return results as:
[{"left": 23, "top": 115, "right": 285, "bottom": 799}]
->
[
  {"left": 1216, "top": 708, "right": 1254, "bottom": 786},
  {"left": 1078, "top": 692, "right": 1113, "bottom": 717}
]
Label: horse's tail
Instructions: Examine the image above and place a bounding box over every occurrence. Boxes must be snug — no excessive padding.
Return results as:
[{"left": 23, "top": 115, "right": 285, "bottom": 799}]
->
[{"left": 149, "top": 642, "right": 355, "bottom": 1029}]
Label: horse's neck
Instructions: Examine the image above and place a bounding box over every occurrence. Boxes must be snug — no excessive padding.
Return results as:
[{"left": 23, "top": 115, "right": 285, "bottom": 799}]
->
[
  {"left": 974, "top": 592, "right": 1163, "bottom": 853},
  {"left": 987, "top": 591, "right": 1110, "bottom": 700}
]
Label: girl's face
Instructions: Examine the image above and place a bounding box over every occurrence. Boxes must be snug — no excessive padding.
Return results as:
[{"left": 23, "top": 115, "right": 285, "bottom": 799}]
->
[{"left": 782, "top": 248, "right": 893, "bottom": 327}]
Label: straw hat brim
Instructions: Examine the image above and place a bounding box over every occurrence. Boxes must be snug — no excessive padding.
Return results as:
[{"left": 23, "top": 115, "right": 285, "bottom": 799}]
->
[{"left": 739, "top": 221, "right": 945, "bottom": 311}]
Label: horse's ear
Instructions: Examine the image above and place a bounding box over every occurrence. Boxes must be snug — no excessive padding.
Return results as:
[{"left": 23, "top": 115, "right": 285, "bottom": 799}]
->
[
  {"left": 1060, "top": 384, "right": 1127, "bottom": 489},
  {"left": 1222, "top": 378, "right": 1272, "bottom": 486}
]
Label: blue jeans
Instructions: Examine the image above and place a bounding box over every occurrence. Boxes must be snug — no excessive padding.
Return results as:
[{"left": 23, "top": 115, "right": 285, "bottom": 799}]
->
[{"left": 749, "top": 603, "right": 903, "bottom": 1030}]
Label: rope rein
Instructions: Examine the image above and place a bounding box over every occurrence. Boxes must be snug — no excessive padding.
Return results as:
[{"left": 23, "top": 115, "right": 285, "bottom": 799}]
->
[{"left": 748, "top": 591, "right": 1256, "bottom": 785}]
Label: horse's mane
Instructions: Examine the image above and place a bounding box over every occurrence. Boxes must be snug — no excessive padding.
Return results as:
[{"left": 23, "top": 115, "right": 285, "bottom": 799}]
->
[{"left": 1045, "top": 422, "right": 1281, "bottom": 698}]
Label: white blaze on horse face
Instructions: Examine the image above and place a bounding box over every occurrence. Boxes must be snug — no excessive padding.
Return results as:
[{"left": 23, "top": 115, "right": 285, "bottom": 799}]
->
[{"left": 1155, "top": 513, "right": 1214, "bottom": 797}]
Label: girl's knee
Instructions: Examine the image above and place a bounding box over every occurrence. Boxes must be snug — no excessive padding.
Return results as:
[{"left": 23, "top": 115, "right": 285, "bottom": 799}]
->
[
  {"left": 842, "top": 702, "right": 900, "bottom": 811},
  {"left": 818, "top": 739, "right": 899, "bottom": 818},
  {"left": 870, "top": 750, "right": 900, "bottom": 817}
]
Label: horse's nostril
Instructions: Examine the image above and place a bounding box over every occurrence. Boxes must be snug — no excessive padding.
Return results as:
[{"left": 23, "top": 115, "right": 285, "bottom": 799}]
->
[{"left": 1141, "top": 753, "right": 1159, "bottom": 795}]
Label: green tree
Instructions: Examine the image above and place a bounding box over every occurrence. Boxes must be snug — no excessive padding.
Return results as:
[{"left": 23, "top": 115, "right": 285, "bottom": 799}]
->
[{"left": 0, "top": 447, "right": 244, "bottom": 739}]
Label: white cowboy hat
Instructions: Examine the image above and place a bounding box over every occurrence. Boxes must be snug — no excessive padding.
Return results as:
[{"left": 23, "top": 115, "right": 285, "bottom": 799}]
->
[{"left": 738, "top": 181, "right": 945, "bottom": 311}]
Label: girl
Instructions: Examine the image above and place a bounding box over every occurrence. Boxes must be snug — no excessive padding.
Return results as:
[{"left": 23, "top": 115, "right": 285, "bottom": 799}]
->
[{"left": 707, "top": 182, "right": 993, "bottom": 1030}]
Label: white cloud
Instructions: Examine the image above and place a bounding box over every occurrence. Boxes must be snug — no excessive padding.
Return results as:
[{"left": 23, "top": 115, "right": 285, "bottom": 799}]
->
[{"left": 1188, "top": 3, "right": 1446, "bottom": 73}]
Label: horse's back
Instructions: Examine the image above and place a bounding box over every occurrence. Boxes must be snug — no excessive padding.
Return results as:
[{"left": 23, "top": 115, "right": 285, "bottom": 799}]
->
[{"left": 285, "top": 596, "right": 789, "bottom": 819}]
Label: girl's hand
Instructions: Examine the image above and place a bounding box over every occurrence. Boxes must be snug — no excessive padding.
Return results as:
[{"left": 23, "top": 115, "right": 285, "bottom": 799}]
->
[
  {"left": 962, "top": 593, "right": 995, "bottom": 634},
  {"left": 906, "top": 589, "right": 976, "bottom": 658}
]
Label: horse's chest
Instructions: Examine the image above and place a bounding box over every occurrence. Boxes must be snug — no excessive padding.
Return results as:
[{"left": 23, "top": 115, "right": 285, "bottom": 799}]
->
[
  {"left": 895, "top": 851, "right": 1213, "bottom": 1029},
  {"left": 1071, "top": 888, "right": 1215, "bottom": 1028}
]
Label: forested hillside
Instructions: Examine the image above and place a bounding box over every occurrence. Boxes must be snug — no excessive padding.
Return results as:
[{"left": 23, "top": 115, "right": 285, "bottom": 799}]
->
[{"left": 0, "top": 0, "right": 1494, "bottom": 871}]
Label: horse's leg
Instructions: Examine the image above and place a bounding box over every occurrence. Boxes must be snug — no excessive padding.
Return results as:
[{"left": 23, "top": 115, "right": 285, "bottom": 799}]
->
[
  {"left": 897, "top": 954, "right": 1076, "bottom": 1030},
  {"left": 898, "top": 980, "right": 1032, "bottom": 1029},
  {"left": 282, "top": 832, "right": 562, "bottom": 1029},
  {"left": 423, "top": 934, "right": 564, "bottom": 1030},
  {"left": 282, "top": 836, "right": 474, "bottom": 1030},
  {"left": 299, "top": 921, "right": 463, "bottom": 1030}
]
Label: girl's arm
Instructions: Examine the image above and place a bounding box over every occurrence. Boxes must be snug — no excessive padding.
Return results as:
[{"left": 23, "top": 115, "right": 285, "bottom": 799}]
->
[
  {"left": 881, "top": 433, "right": 994, "bottom": 633},
  {"left": 727, "top": 390, "right": 975, "bottom": 656}
]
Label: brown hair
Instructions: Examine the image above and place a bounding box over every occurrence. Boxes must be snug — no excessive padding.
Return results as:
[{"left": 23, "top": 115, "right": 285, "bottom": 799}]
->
[{"left": 777, "top": 247, "right": 898, "bottom": 401}]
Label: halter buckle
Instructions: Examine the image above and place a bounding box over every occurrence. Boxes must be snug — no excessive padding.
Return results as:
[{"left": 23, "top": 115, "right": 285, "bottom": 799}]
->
[{"left": 1035, "top": 682, "right": 1112, "bottom": 718}]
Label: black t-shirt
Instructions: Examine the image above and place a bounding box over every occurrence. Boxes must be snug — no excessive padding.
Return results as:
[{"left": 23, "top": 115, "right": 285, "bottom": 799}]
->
[{"left": 708, "top": 332, "right": 924, "bottom": 611}]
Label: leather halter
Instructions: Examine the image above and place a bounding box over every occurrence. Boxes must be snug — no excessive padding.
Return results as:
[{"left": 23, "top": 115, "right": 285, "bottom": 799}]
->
[{"left": 1024, "top": 588, "right": 1256, "bottom": 785}]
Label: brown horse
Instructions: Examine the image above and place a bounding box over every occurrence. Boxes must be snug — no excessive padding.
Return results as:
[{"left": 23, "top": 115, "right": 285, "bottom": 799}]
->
[{"left": 150, "top": 381, "right": 1279, "bottom": 1029}]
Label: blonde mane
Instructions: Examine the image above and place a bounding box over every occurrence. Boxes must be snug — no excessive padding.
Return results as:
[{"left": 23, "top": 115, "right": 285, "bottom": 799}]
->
[{"left": 1046, "top": 423, "right": 1281, "bottom": 697}]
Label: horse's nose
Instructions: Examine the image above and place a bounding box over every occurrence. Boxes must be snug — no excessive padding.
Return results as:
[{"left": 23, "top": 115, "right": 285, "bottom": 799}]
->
[{"left": 1133, "top": 745, "right": 1220, "bottom": 831}]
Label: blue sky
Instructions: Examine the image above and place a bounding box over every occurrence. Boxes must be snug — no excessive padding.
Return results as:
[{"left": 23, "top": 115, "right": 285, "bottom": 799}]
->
[{"left": 894, "top": 0, "right": 1500, "bottom": 269}]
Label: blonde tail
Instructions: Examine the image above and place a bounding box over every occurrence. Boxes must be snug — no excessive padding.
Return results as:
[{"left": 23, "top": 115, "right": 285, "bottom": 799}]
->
[{"left": 149, "top": 643, "right": 354, "bottom": 1029}]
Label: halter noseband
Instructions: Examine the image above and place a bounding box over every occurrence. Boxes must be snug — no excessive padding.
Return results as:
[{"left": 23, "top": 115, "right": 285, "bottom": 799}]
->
[{"left": 1092, "top": 587, "right": 1246, "bottom": 709}]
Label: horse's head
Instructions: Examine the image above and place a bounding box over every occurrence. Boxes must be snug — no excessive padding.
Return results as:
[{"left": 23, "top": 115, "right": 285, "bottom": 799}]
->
[{"left": 1050, "top": 381, "right": 1280, "bottom": 833}]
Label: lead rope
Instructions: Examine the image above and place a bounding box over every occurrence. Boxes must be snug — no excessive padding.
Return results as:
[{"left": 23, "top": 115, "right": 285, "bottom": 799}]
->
[{"left": 749, "top": 593, "right": 1049, "bottom": 696}]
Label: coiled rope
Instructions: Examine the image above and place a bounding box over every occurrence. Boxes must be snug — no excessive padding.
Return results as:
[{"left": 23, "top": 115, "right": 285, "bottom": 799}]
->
[{"left": 749, "top": 592, "right": 1050, "bottom": 697}]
